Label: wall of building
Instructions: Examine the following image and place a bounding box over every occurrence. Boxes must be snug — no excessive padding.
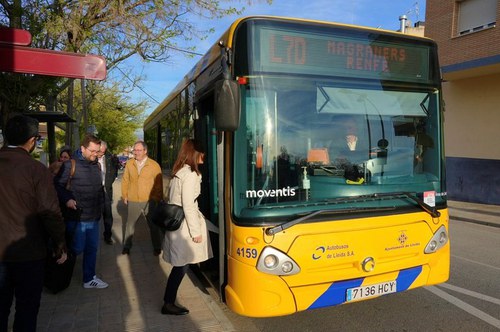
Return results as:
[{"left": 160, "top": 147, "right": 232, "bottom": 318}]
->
[
  {"left": 443, "top": 73, "right": 500, "bottom": 204},
  {"left": 426, "top": 1, "right": 500, "bottom": 67},
  {"left": 426, "top": 0, "right": 500, "bottom": 204},
  {"left": 443, "top": 73, "right": 500, "bottom": 159}
]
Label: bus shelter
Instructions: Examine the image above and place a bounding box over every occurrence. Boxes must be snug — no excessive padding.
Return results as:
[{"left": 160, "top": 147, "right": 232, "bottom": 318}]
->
[
  {"left": 24, "top": 111, "right": 75, "bottom": 164},
  {"left": 0, "top": 26, "right": 106, "bottom": 162}
]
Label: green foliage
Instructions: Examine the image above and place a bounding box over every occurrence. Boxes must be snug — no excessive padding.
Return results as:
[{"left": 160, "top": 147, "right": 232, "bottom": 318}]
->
[
  {"left": 53, "top": 80, "right": 145, "bottom": 153},
  {"left": 0, "top": 0, "right": 272, "bottom": 145},
  {"left": 87, "top": 84, "right": 145, "bottom": 153}
]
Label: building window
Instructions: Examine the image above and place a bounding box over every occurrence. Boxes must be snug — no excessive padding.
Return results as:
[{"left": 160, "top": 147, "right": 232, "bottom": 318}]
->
[{"left": 457, "top": 0, "right": 497, "bottom": 35}]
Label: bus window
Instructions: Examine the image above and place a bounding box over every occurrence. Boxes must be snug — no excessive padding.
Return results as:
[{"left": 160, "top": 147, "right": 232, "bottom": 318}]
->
[{"left": 234, "top": 78, "right": 442, "bottom": 218}]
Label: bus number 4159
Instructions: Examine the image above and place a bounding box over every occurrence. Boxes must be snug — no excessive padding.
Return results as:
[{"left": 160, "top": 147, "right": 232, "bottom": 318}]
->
[{"left": 236, "top": 247, "right": 258, "bottom": 259}]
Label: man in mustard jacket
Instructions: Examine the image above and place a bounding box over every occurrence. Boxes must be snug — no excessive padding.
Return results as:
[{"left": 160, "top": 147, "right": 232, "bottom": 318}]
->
[{"left": 121, "top": 141, "right": 163, "bottom": 255}]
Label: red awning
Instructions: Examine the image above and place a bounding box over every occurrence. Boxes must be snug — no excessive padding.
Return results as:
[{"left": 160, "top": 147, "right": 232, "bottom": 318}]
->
[
  {"left": 0, "top": 26, "right": 31, "bottom": 46},
  {"left": 0, "top": 44, "right": 106, "bottom": 80},
  {"left": 0, "top": 27, "right": 106, "bottom": 80}
]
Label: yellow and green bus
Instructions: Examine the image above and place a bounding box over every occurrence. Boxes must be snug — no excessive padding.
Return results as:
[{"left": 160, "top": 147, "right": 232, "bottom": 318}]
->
[{"left": 144, "top": 16, "right": 449, "bottom": 317}]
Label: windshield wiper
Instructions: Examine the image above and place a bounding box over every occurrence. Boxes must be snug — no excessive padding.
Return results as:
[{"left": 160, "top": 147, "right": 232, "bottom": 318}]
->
[
  {"left": 265, "top": 206, "right": 394, "bottom": 236},
  {"left": 265, "top": 191, "right": 440, "bottom": 236},
  {"left": 372, "top": 191, "right": 441, "bottom": 218},
  {"left": 265, "top": 210, "right": 325, "bottom": 236},
  {"left": 325, "top": 191, "right": 440, "bottom": 217}
]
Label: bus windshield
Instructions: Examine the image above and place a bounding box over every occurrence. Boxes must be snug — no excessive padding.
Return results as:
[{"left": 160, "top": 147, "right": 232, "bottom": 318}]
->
[
  {"left": 233, "top": 77, "right": 444, "bottom": 220},
  {"left": 230, "top": 19, "right": 445, "bottom": 222}
]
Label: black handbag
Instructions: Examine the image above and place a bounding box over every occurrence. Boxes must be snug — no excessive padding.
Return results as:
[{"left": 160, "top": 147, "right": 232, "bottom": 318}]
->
[
  {"left": 149, "top": 201, "right": 184, "bottom": 231},
  {"left": 44, "top": 251, "right": 76, "bottom": 294},
  {"left": 61, "top": 206, "right": 82, "bottom": 221},
  {"left": 44, "top": 232, "right": 77, "bottom": 294}
]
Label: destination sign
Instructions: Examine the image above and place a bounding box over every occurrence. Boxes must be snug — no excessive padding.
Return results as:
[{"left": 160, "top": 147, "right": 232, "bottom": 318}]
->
[{"left": 256, "top": 27, "right": 431, "bottom": 83}]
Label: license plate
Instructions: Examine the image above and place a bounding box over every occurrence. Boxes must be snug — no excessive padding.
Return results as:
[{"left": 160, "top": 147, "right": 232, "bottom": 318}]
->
[{"left": 346, "top": 281, "right": 397, "bottom": 302}]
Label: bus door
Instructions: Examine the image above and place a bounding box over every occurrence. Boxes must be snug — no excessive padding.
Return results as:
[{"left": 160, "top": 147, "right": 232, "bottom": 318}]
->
[{"left": 193, "top": 96, "right": 222, "bottom": 290}]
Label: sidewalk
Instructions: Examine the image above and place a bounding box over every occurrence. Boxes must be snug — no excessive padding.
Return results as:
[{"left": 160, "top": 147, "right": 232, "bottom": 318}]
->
[
  {"left": 8, "top": 175, "right": 235, "bottom": 332},
  {"left": 448, "top": 200, "right": 500, "bottom": 228}
]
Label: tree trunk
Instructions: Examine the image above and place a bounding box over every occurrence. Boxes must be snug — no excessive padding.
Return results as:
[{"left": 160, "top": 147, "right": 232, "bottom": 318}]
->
[
  {"left": 66, "top": 79, "right": 74, "bottom": 148},
  {"left": 81, "top": 79, "right": 88, "bottom": 133}
]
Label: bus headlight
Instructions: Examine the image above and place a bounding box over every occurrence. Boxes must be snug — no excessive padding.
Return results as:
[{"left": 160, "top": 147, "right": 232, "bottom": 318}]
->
[
  {"left": 424, "top": 225, "right": 449, "bottom": 254},
  {"left": 257, "top": 247, "right": 301, "bottom": 276},
  {"left": 282, "top": 261, "right": 293, "bottom": 273},
  {"left": 264, "top": 255, "right": 278, "bottom": 269}
]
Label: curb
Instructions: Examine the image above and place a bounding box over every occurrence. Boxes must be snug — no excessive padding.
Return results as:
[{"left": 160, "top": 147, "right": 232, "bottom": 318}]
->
[{"left": 449, "top": 215, "right": 500, "bottom": 228}]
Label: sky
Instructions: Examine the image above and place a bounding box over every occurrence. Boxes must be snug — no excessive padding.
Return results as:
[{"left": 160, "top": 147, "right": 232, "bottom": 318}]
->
[{"left": 121, "top": 0, "right": 425, "bottom": 117}]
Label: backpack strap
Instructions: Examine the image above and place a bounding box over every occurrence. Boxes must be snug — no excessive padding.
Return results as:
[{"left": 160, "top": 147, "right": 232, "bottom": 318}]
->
[{"left": 66, "top": 159, "right": 76, "bottom": 190}]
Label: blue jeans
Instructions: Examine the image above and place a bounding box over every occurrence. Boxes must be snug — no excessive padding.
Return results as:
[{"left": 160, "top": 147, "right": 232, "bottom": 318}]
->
[
  {"left": 66, "top": 220, "right": 100, "bottom": 283},
  {"left": 0, "top": 259, "right": 45, "bottom": 332}
]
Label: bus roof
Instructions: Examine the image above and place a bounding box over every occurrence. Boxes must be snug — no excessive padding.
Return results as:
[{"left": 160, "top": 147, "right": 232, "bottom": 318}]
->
[{"left": 144, "top": 16, "right": 432, "bottom": 130}]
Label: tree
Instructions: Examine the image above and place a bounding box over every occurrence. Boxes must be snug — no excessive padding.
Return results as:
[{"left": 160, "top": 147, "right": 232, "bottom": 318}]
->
[
  {"left": 85, "top": 81, "right": 145, "bottom": 153},
  {"left": 0, "top": 0, "right": 272, "bottom": 136}
]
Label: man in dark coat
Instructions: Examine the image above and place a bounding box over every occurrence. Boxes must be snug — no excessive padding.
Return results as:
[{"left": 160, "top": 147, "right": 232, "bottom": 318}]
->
[
  {"left": 97, "top": 141, "right": 118, "bottom": 244},
  {"left": 54, "top": 134, "right": 108, "bottom": 289},
  {"left": 0, "top": 115, "right": 67, "bottom": 332}
]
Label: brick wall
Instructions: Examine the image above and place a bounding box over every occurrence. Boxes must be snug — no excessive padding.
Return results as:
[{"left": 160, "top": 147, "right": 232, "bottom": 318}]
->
[{"left": 425, "top": 0, "right": 500, "bottom": 67}]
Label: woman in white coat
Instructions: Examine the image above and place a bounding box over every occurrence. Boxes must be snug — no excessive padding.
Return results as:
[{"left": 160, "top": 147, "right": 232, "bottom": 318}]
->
[{"left": 161, "top": 139, "right": 213, "bottom": 315}]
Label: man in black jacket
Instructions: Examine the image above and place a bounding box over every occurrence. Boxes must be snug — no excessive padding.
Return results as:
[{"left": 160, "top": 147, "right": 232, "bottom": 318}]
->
[
  {"left": 0, "top": 115, "right": 67, "bottom": 332},
  {"left": 54, "top": 134, "right": 108, "bottom": 289},
  {"left": 97, "top": 141, "right": 118, "bottom": 244}
]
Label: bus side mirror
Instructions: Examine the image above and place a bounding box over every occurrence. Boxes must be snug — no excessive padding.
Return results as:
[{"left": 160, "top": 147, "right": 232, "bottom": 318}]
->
[{"left": 214, "top": 79, "right": 240, "bottom": 131}]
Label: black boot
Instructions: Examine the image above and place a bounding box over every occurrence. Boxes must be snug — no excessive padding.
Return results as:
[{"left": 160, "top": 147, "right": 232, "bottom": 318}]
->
[{"left": 161, "top": 303, "right": 189, "bottom": 315}]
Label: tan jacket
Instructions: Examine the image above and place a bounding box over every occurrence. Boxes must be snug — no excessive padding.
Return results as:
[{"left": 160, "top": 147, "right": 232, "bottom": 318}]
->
[
  {"left": 121, "top": 157, "right": 163, "bottom": 203},
  {"left": 162, "top": 165, "right": 213, "bottom": 266}
]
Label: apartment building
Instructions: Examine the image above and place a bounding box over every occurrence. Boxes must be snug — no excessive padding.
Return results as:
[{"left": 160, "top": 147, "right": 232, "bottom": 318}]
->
[{"left": 425, "top": 0, "right": 500, "bottom": 204}]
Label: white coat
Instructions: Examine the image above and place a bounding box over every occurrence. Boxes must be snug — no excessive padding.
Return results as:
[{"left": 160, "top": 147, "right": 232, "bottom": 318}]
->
[{"left": 162, "top": 165, "right": 213, "bottom": 266}]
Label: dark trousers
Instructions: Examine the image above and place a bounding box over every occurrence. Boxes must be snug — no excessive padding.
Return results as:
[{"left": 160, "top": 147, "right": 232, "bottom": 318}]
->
[
  {"left": 163, "top": 265, "right": 189, "bottom": 304},
  {"left": 0, "top": 259, "right": 45, "bottom": 332},
  {"left": 102, "top": 190, "right": 113, "bottom": 241}
]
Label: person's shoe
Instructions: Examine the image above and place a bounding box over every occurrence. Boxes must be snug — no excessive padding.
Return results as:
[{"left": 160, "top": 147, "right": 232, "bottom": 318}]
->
[
  {"left": 122, "top": 248, "right": 130, "bottom": 255},
  {"left": 104, "top": 238, "right": 113, "bottom": 245},
  {"left": 153, "top": 249, "right": 161, "bottom": 256},
  {"left": 161, "top": 303, "right": 189, "bottom": 315},
  {"left": 83, "top": 276, "right": 109, "bottom": 289}
]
